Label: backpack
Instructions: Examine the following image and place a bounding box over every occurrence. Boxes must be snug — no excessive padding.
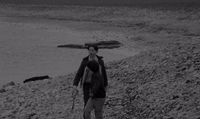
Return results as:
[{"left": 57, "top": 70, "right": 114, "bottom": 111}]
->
[
  {"left": 90, "top": 72, "right": 105, "bottom": 98},
  {"left": 82, "top": 60, "right": 105, "bottom": 98}
]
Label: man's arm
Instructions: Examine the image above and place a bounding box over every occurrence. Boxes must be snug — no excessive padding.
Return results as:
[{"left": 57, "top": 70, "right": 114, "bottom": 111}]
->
[
  {"left": 73, "top": 59, "right": 85, "bottom": 86},
  {"left": 101, "top": 60, "right": 108, "bottom": 88}
]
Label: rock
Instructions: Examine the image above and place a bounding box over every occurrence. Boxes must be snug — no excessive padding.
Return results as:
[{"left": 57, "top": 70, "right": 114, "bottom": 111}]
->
[
  {"left": 2, "top": 81, "right": 15, "bottom": 90},
  {"left": 23, "top": 75, "right": 51, "bottom": 83},
  {"left": 172, "top": 95, "right": 179, "bottom": 100},
  {"left": 57, "top": 40, "right": 122, "bottom": 49},
  {"left": 0, "top": 88, "right": 6, "bottom": 93},
  {"left": 167, "top": 117, "right": 174, "bottom": 119},
  {"left": 97, "top": 45, "right": 121, "bottom": 49},
  {"left": 26, "top": 112, "right": 37, "bottom": 119},
  {"left": 57, "top": 44, "right": 86, "bottom": 49},
  {"left": 85, "top": 40, "right": 121, "bottom": 46},
  {"left": 185, "top": 80, "right": 192, "bottom": 84}
]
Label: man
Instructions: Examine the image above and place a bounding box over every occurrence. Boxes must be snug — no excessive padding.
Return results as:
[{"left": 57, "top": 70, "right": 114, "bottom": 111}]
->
[{"left": 72, "top": 45, "right": 108, "bottom": 119}]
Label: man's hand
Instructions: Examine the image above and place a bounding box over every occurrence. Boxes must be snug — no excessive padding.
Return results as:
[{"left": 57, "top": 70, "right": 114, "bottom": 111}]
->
[{"left": 72, "top": 86, "right": 79, "bottom": 98}]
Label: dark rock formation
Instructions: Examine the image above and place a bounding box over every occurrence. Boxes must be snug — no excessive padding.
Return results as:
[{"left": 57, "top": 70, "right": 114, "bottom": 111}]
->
[
  {"left": 57, "top": 44, "right": 86, "bottom": 49},
  {"left": 85, "top": 40, "right": 121, "bottom": 46},
  {"left": 85, "top": 40, "right": 122, "bottom": 49},
  {"left": 57, "top": 40, "right": 122, "bottom": 49},
  {"left": 23, "top": 75, "right": 51, "bottom": 83}
]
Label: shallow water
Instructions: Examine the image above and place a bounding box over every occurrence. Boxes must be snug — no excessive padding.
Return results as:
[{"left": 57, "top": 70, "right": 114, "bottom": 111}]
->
[{"left": 0, "top": 16, "right": 137, "bottom": 87}]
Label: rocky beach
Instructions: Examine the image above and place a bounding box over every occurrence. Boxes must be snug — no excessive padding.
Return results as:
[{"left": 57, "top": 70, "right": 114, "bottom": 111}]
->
[{"left": 0, "top": 4, "right": 200, "bottom": 119}]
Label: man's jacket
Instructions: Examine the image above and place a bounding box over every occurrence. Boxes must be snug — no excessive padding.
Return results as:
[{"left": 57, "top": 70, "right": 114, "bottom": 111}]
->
[{"left": 73, "top": 55, "right": 108, "bottom": 88}]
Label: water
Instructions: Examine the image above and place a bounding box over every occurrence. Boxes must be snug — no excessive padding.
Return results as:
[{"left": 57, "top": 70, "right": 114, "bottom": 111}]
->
[{"left": 0, "top": 16, "right": 136, "bottom": 87}]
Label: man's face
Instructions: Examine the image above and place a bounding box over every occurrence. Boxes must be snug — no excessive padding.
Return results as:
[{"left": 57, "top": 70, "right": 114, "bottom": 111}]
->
[{"left": 88, "top": 47, "right": 97, "bottom": 56}]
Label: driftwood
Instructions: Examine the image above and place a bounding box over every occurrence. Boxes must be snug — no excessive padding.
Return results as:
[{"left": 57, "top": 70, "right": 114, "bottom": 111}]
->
[
  {"left": 97, "top": 45, "right": 121, "bottom": 49},
  {"left": 85, "top": 40, "right": 121, "bottom": 46},
  {"left": 57, "top": 40, "right": 122, "bottom": 49},
  {"left": 23, "top": 75, "right": 50, "bottom": 83},
  {"left": 57, "top": 44, "right": 86, "bottom": 49}
]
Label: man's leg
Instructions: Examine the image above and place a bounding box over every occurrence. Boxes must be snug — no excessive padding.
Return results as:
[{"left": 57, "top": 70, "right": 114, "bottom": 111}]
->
[
  {"left": 93, "top": 98, "right": 105, "bottom": 119},
  {"left": 84, "top": 94, "right": 90, "bottom": 107},
  {"left": 84, "top": 98, "right": 94, "bottom": 119},
  {"left": 83, "top": 83, "right": 91, "bottom": 107}
]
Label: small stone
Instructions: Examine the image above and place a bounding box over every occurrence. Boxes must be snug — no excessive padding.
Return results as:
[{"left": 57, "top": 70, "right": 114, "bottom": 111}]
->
[
  {"left": 176, "top": 106, "right": 182, "bottom": 111},
  {"left": 185, "top": 80, "right": 192, "bottom": 84},
  {"left": 0, "top": 88, "right": 6, "bottom": 93},
  {"left": 167, "top": 117, "right": 174, "bottom": 119},
  {"left": 172, "top": 95, "right": 179, "bottom": 100}
]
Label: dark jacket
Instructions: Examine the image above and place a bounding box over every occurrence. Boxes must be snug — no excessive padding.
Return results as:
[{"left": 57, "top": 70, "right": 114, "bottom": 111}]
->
[
  {"left": 73, "top": 55, "right": 108, "bottom": 88},
  {"left": 73, "top": 55, "right": 108, "bottom": 99}
]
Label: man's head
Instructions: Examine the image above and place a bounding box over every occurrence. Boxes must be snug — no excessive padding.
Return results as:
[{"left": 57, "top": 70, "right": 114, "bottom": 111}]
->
[
  {"left": 87, "top": 45, "right": 98, "bottom": 56},
  {"left": 87, "top": 60, "right": 99, "bottom": 73}
]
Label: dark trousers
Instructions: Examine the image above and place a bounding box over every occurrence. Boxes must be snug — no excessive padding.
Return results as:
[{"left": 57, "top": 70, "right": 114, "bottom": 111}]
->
[
  {"left": 83, "top": 83, "right": 91, "bottom": 106},
  {"left": 83, "top": 83, "right": 105, "bottom": 119}
]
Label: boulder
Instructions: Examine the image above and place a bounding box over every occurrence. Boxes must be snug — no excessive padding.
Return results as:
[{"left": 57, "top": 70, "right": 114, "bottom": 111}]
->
[
  {"left": 57, "top": 40, "right": 122, "bottom": 49},
  {"left": 57, "top": 44, "right": 86, "bottom": 49},
  {"left": 85, "top": 40, "right": 121, "bottom": 46}
]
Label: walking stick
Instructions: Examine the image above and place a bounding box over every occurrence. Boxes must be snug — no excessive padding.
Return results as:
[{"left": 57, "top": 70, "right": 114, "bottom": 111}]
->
[
  {"left": 71, "top": 90, "right": 78, "bottom": 112},
  {"left": 71, "top": 91, "right": 78, "bottom": 119},
  {"left": 71, "top": 94, "right": 76, "bottom": 111}
]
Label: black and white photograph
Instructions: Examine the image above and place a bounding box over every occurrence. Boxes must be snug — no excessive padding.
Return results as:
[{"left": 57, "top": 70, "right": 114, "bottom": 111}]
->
[{"left": 0, "top": 0, "right": 200, "bottom": 119}]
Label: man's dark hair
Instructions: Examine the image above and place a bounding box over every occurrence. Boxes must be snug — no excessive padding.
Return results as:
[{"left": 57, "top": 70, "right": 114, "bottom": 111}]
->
[
  {"left": 87, "top": 45, "right": 99, "bottom": 52},
  {"left": 87, "top": 60, "right": 99, "bottom": 73}
]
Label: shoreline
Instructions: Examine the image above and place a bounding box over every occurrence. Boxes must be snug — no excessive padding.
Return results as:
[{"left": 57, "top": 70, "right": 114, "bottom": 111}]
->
[
  {"left": 0, "top": 18, "right": 139, "bottom": 87},
  {"left": 0, "top": 4, "right": 200, "bottom": 86},
  {"left": 0, "top": 39, "right": 200, "bottom": 119}
]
